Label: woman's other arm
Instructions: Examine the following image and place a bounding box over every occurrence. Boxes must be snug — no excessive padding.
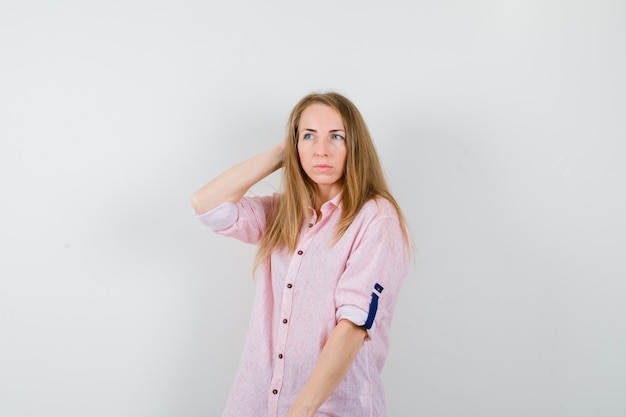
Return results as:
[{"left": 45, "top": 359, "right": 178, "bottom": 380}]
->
[
  {"left": 191, "top": 142, "right": 285, "bottom": 215},
  {"left": 286, "top": 319, "right": 367, "bottom": 417}
]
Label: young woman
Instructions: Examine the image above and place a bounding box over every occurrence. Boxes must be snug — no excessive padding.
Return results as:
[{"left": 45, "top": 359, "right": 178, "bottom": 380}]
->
[{"left": 192, "top": 92, "right": 410, "bottom": 417}]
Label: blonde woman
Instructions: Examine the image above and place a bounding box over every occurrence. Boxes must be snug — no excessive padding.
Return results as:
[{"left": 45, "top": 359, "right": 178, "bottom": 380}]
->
[{"left": 192, "top": 92, "right": 410, "bottom": 417}]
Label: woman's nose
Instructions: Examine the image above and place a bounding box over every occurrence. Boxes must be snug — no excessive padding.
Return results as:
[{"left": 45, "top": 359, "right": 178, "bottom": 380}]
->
[{"left": 314, "top": 139, "right": 329, "bottom": 156}]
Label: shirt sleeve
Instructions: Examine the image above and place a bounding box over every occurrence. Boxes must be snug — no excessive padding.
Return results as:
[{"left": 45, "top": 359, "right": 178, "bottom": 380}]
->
[
  {"left": 335, "top": 199, "right": 410, "bottom": 339},
  {"left": 194, "top": 194, "right": 277, "bottom": 245},
  {"left": 195, "top": 202, "right": 238, "bottom": 232}
]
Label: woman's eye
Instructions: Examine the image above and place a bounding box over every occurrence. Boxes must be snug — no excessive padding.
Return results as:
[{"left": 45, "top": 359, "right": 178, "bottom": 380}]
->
[
  {"left": 302, "top": 133, "right": 313, "bottom": 140},
  {"left": 332, "top": 134, "right": 345, "bottom": 140}
]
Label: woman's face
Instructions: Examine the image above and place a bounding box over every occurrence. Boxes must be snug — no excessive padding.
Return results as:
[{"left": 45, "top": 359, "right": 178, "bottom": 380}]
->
[{"left": 297, "top": 103, "right": 347, "bottom": 201}]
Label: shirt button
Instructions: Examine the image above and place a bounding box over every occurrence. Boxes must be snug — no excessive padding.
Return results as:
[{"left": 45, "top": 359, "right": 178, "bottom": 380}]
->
[
  {"left": 278, "top": 354, "right": 283, "bottom": 359},
  {"left": 287, "top": 283, "right": 293, "bottom": 289},
  {"left": 272, "top": 389, "right": 278, "bottom": 395},
  {"left": 283, "top": 319, "right": 288, "bottom": 324},
  {"left": 297, "top": 250, "right": 303, "bottom": 255}
]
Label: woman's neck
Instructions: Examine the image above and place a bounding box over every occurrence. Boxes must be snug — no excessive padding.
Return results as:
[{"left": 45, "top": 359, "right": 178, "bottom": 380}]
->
[{"left": 313, "top": 185, "right": 343, "bottom": 212}]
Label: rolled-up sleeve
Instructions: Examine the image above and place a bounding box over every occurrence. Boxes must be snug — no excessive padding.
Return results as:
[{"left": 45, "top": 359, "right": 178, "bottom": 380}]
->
[
  {"left": 335, "top": 200, "right": 409, "bottom": 339},
  {"left": 195, "top": 202, "right": 238, "bottom": 232},
  {"left": 194, "top": 194, "right": 277, "bottom": 245}
]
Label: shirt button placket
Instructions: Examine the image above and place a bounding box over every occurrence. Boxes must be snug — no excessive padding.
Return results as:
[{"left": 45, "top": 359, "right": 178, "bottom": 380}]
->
[
  {"left": 268, "top": 238, "right": 312, "bottom": 416},
  {"left": 268, "top": 246, "right": 306, "bottom": 416}
]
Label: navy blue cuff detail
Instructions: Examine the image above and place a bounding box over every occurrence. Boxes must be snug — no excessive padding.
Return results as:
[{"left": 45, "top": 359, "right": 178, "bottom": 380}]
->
[{"left": 364, "top": 293, "right": 379, "bottom": 330}]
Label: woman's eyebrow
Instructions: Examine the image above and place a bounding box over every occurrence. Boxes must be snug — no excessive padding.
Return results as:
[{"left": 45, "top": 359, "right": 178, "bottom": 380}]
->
[{"left": 301, "top": 128, "right": 345, "bottom": 132}]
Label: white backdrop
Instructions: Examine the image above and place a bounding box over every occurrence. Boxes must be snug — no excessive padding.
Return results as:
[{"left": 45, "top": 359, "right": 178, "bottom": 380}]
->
[{"left": 1, "top": 1, "right": 625, "bottom": 416}]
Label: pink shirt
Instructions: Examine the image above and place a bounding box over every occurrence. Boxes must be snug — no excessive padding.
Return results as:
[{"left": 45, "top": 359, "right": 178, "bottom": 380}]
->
[{"left": 196, "top": 192, "right": 409, "bottom": 417}]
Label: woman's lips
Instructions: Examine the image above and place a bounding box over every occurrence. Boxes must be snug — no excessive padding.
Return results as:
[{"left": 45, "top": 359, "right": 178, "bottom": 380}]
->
[{"left": 314, "top": 164, "right": 332, "bottom": 172}]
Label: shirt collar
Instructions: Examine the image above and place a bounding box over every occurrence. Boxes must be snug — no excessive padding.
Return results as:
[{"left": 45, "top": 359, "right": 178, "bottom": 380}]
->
[
  {"left": 307, "top": 191, "right": 343, "bottom": 218},
  {"left": 327, "top": 190, "right": 343, "bottom": 209}
]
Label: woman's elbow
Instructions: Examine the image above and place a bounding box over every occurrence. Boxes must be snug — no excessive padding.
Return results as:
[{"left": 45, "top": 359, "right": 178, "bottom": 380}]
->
[{"left": 191, "top": 191, "right": 212, "bottom": 215}]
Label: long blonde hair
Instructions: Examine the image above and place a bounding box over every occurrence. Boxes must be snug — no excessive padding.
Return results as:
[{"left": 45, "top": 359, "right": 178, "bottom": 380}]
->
[{"left": 254, "top": 92, "right": 409, "bottom": 270}]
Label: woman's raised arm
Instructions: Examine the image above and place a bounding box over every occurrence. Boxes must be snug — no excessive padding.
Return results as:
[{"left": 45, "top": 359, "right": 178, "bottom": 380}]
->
[{"left": 191, "top": 142, "right": 285, "bottom": 215}]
